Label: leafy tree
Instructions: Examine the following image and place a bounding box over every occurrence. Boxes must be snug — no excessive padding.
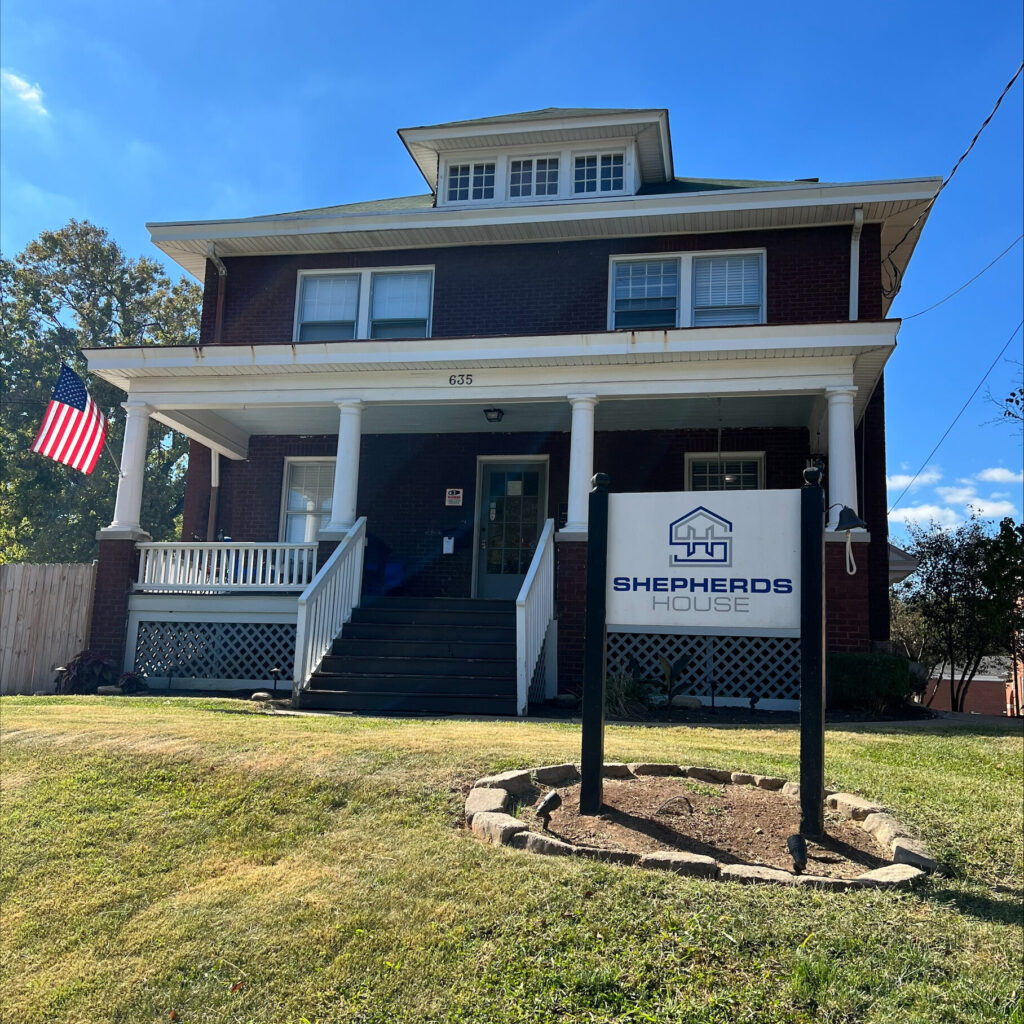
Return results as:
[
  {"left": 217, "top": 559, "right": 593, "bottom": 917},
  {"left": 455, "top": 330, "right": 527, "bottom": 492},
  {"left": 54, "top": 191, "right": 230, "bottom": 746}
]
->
[
  {"left": 895, "top": 514, "right": 1024, "bottom": 712},
  {"left": 0, "top": 220, "right": 202, "bottom": 563}
]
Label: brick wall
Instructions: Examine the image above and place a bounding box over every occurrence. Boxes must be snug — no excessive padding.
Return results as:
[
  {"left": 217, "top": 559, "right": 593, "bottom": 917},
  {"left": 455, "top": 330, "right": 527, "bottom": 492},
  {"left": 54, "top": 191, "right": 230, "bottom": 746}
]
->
[
  {"left": 555, "top": 541, "right": 587, "bottom": 688},
  {"left": 181, "top": 440, "right": 212, "bottom": 541},
  {"left": 89, "top": 539, "right": 141, "bottom": 666},
  {"left": 198, "top": 224, "right": 883, "bottom": 346},
  {"left": 825, "top": 541, "right": 871, "bottom": 652},
  {"left": 211, "top": 427, "right": 808, "bottom": 596},
  {"left": 856, "top": 376, "right": 890, "bottom": 643}
]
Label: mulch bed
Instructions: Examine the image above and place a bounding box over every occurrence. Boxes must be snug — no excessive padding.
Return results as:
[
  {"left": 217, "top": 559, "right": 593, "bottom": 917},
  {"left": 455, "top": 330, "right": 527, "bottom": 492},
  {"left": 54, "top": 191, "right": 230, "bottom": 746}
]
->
[{"left": 533, "top": 777, "right": 889, "bottom": 878}]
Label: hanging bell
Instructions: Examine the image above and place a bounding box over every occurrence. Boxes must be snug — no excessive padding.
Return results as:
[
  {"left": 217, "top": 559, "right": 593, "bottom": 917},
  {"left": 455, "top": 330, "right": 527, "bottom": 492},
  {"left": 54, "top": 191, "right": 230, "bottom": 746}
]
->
[{"left": 833, "top": 506, "right": 868, "bottom": 533}]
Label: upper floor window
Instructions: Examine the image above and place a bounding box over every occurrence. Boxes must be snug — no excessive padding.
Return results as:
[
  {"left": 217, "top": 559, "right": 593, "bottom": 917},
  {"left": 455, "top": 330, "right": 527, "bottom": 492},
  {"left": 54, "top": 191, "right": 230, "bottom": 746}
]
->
[
  {"left": 609, "top": 250, "right": 765, "bottom": 329},
  {"left": 692, "top": 254, "right": 763, "bottom": 326},
  {"left": 574, "top": 153, "right": 624, "bottom": 194},
  {"left": 295, "top": 267, "right": 433, "bottom": 341},
  {"left": 509, "top": 157, "right": 559, "bottom": 198},
  {"left": 687, "top": 452, "right": 765, "bottom": 491},
  {"left": 447, "top": 162, "right": 495, "bottom": 202}
]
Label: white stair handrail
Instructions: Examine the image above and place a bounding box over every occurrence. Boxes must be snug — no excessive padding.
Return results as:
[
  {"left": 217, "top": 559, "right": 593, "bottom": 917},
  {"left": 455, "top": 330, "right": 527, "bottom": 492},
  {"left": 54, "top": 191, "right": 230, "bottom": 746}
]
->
[
  {"left": 293, "top": 519, "right": 366, "bottom": 694},
  {"left": 515, "top": 519, "right": 556, "bottom": 716}
]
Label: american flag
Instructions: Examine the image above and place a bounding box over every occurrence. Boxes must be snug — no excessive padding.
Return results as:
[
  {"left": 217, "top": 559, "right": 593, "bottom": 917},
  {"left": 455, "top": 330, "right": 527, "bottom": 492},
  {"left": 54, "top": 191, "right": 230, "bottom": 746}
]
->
[{"left": 31, "top": 365, "right": 108, "bottom": 475}]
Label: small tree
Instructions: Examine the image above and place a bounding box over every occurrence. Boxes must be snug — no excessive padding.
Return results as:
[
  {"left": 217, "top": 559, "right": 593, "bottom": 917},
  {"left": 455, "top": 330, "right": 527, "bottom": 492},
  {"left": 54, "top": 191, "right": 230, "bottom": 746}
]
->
[
  {"left": 896, "top": 514, "right": 1024, "bottom": 712},
  {"left": 0, "top": 220, "right": 202, "bottom": 563}
]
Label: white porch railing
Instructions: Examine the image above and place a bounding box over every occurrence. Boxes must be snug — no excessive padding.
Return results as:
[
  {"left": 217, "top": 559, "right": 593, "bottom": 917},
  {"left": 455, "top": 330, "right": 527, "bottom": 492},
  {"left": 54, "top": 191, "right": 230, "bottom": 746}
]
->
[
  {"left": 293, "top": 518, "right": 366, "bottom": 693},
  {"left": 136, "top": 542, "right": 318, "bottom": 592},
  {"left": 515, "top": 518, "right": 556, "bottom": 716}
]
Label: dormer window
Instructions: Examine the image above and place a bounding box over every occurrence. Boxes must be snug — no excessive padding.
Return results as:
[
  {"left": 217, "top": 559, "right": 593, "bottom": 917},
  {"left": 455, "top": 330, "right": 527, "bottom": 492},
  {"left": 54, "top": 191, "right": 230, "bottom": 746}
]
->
[
  {"left": 574, "top": 153, "right": 624, "bottom": 194},
  {"left": 447, "top": 162, "right": 495, "bottom": 202},
  {"left": 509, "top": 157, "right": 559, "bottom": 198}
]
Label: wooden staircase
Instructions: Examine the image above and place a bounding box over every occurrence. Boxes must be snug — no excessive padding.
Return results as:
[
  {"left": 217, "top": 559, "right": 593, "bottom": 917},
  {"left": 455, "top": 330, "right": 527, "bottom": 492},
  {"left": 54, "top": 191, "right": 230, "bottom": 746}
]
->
[{"left": 294, "top": 596, "right": 518, "bottom": 714}]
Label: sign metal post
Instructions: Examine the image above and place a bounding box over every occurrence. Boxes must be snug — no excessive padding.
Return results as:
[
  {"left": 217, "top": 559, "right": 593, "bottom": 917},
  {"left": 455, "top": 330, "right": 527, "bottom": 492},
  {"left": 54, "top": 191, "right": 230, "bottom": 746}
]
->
[
  {"left": 580, "top": 473, "right": 610, "bottom": 815},
  {"left": 798, "top": 466, "right": 826, "bottom": 838}
]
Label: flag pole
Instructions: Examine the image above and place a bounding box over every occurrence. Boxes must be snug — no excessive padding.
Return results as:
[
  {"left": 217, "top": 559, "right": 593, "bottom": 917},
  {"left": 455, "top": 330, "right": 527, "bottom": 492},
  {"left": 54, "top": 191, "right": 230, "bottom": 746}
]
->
[{"left": 103, "top": 440, "right": 123, "bottom": 477}]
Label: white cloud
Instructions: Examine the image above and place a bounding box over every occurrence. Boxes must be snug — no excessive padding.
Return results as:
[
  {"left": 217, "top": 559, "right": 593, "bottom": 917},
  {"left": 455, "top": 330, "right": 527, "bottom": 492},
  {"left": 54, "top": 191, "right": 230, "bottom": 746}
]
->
[
  {"left": 886, "top": 465, "right": 942, "bottom": 491},
  {"left": 967, "top": 499, "right": 1019, "bottom": 519},
  {"left": 935, "top": 484, "right": 977, "bottom": 504},
  {"left": 976, "top": 467, "right": 1024, "bottom": 484},
  {"left": 1, "top": 70, "right": 48, "bottom": 117},
  {"left": 890, "top": 504, "right": 960, "bottom": 529}
]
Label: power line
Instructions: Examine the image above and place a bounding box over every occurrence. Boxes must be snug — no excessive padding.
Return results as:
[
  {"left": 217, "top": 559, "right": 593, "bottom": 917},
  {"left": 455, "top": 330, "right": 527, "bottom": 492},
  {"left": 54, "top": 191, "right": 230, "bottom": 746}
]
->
[
  {"left": 888, "top": 318, "right": 1024, "bottom": 516},
  {"left": 882, "top": 60, "right": 1024, "bottom": 299},
  {"left": 901, "top": 234, "right": 1023, "bottom": 320}
]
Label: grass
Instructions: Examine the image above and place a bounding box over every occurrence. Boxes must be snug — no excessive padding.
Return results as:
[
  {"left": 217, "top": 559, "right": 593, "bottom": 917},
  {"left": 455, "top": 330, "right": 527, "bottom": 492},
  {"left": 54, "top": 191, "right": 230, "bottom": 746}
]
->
[{"left": 0, "top": 697, "right": 1021, "bottom": 1024}]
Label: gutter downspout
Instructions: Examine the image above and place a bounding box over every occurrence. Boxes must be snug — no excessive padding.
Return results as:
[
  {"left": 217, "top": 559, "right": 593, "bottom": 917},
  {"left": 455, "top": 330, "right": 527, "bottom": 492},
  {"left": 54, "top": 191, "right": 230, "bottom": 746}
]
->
[
  {"left": 849, "top": 207, "right": 864, "bottom": 321},
  {"left": 205, "top": 450, "right": 220, "bottom": 541},
  {"left": 207, "top": 242, "right": 227, "bottom": 345}
]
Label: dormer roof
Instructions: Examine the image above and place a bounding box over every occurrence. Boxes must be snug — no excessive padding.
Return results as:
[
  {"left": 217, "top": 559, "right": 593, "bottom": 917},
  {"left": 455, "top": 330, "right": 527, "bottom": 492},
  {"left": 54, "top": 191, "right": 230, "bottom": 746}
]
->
[{"left": 397, "top": 107, "right": 673, "bottom": 190}]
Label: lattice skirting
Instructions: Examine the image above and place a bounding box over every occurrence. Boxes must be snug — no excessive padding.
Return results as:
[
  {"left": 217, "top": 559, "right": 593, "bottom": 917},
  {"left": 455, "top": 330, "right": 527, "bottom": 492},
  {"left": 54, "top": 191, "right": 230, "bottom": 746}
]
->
[
  {"left": 132, "top": 620, "right": 296, "bottom": 684},
  {"left": 607, "top": 632, "right": 800, "bottom": 704}
]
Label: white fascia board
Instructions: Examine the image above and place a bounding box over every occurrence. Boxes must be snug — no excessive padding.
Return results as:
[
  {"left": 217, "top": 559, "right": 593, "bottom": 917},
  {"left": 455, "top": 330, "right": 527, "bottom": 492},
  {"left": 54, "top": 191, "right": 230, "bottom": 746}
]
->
[
  {"left": 145, "top": 177, "right": 941, "bottom": 247},
  {"left": 85, "top": 321, "right": 898, "bottom": 381}
]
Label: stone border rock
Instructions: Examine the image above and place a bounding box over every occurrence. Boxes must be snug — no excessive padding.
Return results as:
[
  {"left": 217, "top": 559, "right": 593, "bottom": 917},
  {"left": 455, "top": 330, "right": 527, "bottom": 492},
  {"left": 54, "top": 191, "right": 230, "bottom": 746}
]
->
[{"left": 466, "top": 762, "right": 944, "bottom": 890}]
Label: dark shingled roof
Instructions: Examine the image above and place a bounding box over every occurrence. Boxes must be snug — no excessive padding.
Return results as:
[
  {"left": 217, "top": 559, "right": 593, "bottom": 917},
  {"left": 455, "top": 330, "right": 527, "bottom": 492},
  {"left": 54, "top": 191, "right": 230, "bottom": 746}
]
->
[{"left": 405, "top": 107, "right": 661, "bottom": 130}]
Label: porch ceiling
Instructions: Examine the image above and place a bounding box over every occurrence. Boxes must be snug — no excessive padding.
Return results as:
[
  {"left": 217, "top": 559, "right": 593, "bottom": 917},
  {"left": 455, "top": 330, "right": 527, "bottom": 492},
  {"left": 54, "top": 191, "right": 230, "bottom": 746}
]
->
[{"left": 172, "top": 394, "right": 817, "bottom": 437}]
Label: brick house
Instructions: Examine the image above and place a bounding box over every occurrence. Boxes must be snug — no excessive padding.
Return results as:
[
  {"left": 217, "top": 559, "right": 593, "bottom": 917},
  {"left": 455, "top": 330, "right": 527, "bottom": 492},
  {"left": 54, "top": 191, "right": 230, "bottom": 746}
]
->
[{"left": 85, "top": 107, "right": 939, "bottom": 713}]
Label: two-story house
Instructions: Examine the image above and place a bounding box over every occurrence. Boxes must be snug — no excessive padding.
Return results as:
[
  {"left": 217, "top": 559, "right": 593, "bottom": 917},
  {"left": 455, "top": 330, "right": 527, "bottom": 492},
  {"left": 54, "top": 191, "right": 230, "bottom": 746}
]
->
[{"left": 85, "top": 107, "right": 939, "bottom": 714}]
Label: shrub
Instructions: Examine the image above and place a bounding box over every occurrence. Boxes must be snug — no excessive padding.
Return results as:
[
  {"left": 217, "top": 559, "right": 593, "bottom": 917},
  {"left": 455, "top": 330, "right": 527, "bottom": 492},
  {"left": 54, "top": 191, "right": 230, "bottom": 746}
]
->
[
  {"left": 604, "top": 673, "right": 650, "bottom": 719},
  {"left": 55, "top": 650, "right": 118, "bottom": 694},
  {"left": 827, "top": 652, "right": 912, "bottom": 712}
]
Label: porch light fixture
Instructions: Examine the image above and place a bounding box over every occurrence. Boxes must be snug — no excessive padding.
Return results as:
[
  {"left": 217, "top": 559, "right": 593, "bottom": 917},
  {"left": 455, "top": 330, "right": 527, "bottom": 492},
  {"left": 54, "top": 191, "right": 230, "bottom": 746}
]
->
[
  {"left": 483, "top": 407, "right": 504, "bottom": 423},
  {"left": 829, "top": 504, "right": 869, "bottom": 576}
]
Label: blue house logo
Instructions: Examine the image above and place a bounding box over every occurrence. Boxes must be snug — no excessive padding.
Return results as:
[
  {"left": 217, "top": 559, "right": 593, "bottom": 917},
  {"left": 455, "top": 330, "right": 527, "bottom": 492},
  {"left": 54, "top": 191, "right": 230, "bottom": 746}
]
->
[{"left": 669, "top": 506, "right": 733, "bottom": 567}]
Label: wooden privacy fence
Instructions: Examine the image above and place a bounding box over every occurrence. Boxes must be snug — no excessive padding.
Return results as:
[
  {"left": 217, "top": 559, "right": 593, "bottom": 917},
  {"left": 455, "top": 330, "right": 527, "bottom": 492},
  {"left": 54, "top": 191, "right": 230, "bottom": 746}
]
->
[{"left": 0, "top": 563, "right": 96, "bottom": 695}]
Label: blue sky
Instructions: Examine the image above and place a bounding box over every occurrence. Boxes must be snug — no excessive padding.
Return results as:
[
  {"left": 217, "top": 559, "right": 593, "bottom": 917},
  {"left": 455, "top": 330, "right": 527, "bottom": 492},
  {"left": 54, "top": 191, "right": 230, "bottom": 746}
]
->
[{"left": 2, "top": 0, "right": 1021, "bottom": 541}]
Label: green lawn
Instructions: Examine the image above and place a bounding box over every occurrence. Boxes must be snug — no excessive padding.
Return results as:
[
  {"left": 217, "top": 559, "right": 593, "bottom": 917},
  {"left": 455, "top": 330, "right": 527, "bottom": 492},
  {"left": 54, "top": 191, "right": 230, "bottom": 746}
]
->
[{"left": 1, "top": 698, "right": 1021, "bottom": 1024}]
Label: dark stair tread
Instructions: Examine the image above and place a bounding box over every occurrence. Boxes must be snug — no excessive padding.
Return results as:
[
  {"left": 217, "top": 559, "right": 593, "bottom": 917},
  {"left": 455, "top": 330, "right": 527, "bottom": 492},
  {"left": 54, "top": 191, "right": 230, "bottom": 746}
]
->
[
  {"left": 320, "top": 654, "right": 515, "bottom": 677},
  {"left": 296, "top": 690, "right": 517, "bottom": 715},
  {"left": 308, "top": 675, "right": 515, "bottom": 695},
  {"left": 341, "top": 623, "right": 515, "bottom": 642},
  {"left": 332, "top": 638, "right": 515, "bottom": 659},
  {"left": 362, "top": 596, "right": 514, "bottom": 612},
  {"left": 350, "top": 608, "right": 515, "bottom": 626}
]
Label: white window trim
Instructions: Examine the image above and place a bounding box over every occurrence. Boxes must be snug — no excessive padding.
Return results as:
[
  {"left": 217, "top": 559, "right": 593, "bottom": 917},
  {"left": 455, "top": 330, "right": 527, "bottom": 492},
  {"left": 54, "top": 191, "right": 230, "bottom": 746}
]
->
[
  {"left": 437, "top": 140, "right": 639, "bottom": 207},
  {"left": 607, "top": 248, "right": 767, "bottom": 330},
  {"left": 278, "top": 456, "right": 337, "bottom": 541},
  {"left": 685, "top": 451, "right": 766, "bottom": 491},
  {"left": 294, "top": 266, "right": 434, "bottom": 342},
  {"left": 570, "top": 148, "right": 629, "bottom": 198}
]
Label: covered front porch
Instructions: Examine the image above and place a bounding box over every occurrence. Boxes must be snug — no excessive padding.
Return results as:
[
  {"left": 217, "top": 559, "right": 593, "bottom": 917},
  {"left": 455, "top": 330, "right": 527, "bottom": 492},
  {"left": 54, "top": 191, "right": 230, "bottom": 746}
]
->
[{"left": 86, "top": 321, "right": 892, "bottom": 712}]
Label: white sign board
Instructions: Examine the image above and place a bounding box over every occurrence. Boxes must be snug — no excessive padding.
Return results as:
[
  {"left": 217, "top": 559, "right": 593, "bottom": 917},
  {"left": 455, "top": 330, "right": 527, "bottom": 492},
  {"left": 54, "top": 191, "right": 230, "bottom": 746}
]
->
[
  {"left": 445, "top": 488, "right": 463, "bottom": 507},
  {"left": 606, "top": 490, "right": 800, "bottom": 634}
]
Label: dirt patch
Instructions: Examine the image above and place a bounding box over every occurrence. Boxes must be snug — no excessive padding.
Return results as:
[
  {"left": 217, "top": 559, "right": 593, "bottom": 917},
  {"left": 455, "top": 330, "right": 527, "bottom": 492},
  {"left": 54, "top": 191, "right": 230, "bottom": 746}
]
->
[{"left": 533, "top": 777, "right": 888, "bottom": 878}]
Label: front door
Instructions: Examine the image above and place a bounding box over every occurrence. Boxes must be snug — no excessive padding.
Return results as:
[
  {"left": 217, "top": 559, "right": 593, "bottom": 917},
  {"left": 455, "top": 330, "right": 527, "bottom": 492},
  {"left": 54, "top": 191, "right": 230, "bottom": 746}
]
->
[{"left": 476, "top": 460, "right": 548, "bottom": 600}]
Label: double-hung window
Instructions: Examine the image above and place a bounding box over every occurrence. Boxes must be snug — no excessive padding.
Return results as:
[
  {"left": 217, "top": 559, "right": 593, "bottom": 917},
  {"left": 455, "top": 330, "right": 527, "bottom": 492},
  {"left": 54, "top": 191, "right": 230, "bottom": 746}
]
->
[
  {"left": 447, "top": 162, "right": 495, "bottom": 201},
  {"left": 692, "top": 254, "right": 763, "bottom": 326},
  {"left": 297, "top": 274, "right": 360, "bottom": 341},
  {"left": 612, "top": 259, "right": 679, "bottom": 329},
  {"left": 281, "top": 460, "right": 335, "bottom": 542},
  {"left": 609, "top": 251, "right": 764, "bottom": 329},
  {"left": 295, "top": 268, "right": 433, "bottom": 341}
]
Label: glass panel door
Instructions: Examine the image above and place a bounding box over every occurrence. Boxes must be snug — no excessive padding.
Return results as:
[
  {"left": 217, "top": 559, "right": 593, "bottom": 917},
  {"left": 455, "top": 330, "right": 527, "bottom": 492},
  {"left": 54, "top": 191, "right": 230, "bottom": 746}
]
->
[{"left": 476, "top": 461, "right": 547, "bottom": 600}]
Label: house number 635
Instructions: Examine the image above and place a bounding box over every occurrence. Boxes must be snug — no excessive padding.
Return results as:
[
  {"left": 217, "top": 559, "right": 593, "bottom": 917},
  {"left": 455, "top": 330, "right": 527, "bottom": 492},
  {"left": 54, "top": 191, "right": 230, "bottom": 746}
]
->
[{"left": 448, "top": 374, "right": 473, "bottom": 385}]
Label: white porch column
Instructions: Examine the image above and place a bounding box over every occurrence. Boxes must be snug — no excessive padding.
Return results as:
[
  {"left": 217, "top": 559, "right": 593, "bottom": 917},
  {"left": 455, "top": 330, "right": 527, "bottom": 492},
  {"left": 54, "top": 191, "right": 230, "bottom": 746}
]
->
[
  {"left": 826, "top": 387, "right": 859, "bottom": 529},
  {"left": 322, "top": 399, "right": 363, "bottom": 537},
  {"left": 564, "top": 394, "right": 598, "bottom": 534},
  {"left": 100, "top": 400, "right": 151, "bottom": 537}
]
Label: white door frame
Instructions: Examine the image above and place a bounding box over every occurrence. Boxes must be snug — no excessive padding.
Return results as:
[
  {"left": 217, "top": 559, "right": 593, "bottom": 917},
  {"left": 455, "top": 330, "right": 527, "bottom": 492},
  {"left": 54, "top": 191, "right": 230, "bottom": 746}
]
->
[{"left": 470, "top": 454, "right": 550, "bottom": 599}]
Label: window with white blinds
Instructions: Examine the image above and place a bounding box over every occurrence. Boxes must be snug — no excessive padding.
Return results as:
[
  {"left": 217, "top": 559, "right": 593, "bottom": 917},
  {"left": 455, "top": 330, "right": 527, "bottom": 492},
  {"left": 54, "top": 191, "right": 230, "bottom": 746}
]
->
[
  {"left": 692, "top": 254, "right": 763, "bottom": 326},
  {"left": 281, "top": 461, "right": 335, "bottom": 542},
  {"left": 297, "top": 275, "right": 360, "bottom": 341},
  {"left": 294, "top": 267, "right": 433, "bottom": 341},
  {"left": 608, "top": 250, "right": 765, "bottom": 330}
]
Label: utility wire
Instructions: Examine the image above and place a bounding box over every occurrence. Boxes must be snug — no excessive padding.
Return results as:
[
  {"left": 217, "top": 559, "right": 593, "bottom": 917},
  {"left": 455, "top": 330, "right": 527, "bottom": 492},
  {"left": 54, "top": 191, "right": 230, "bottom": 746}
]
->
[
  {"left": 882, "top": 60, "right": 1024, "bottom": 299},
  {"left": 887, "top": 318, "right": 1024, "bottom": 516},
  {"left": 901, "top": 233, "right": 1023, "bottom": 320}
]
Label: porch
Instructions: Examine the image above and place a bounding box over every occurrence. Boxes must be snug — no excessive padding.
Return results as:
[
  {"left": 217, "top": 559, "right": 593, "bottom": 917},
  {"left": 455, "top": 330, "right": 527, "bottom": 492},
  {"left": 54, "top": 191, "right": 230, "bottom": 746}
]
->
[{"left": 87, "top": 321, "right": 892, "bottom": 712}]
